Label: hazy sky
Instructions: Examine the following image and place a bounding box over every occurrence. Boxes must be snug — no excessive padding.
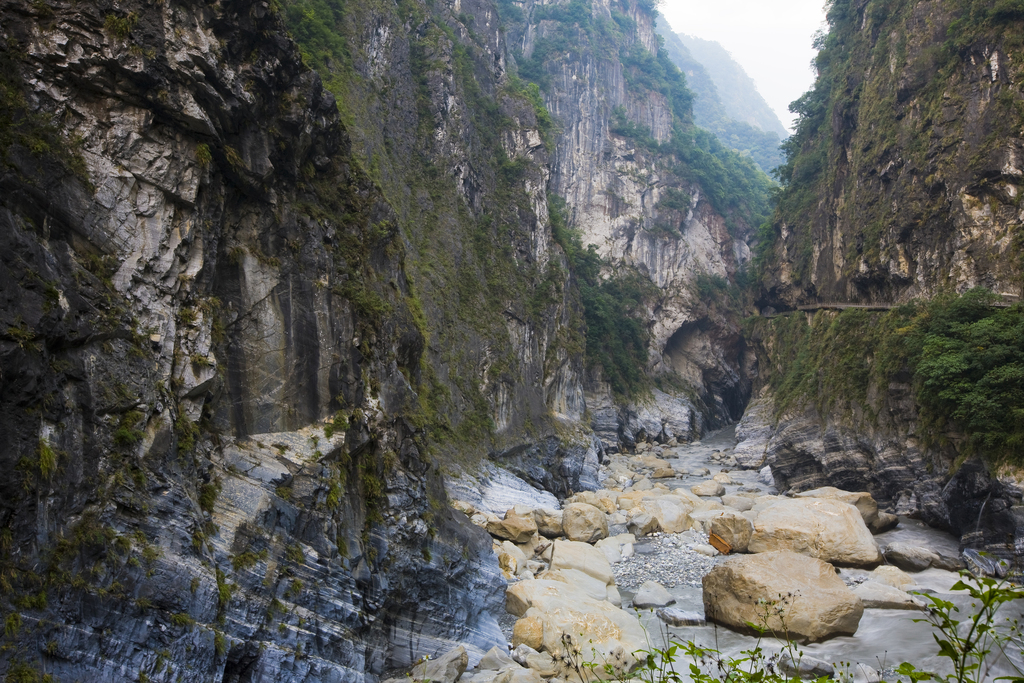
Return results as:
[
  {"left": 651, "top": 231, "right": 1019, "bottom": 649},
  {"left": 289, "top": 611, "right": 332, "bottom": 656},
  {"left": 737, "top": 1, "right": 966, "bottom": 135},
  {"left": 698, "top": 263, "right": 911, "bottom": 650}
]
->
[{"left": 658, "top": 0, "right": 828, "bottom": 133}]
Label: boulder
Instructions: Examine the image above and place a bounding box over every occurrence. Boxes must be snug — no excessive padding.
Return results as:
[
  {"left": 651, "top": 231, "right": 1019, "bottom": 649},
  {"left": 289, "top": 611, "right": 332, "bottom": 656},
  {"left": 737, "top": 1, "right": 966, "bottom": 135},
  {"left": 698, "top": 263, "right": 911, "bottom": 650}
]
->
[
  {"left": 502, "top": 542, "right": 528, "bottom": 572},
  {"left": 656, "top": 608, "right": 705, "bottom": 627},
  {"left": 505, "top": 580, "right": 647, "bottom": 674},
  {"left": 748, "top": 498, "right": 882, "bottom": 567},
  {"left": 883, "top": 542, "right": 939, "bottom": 572},
  {"left": 493, "top": 668, "right": 544, "bottom": 683},
  {"left": 548, "top": 540, "right": 614, "bottom": 586},
  {"left": 533, "top": 509, "right": 563, "bottom": 539},
  {"left": 488, "top": 510, "right": 539, "bottom": 543},
  {"left": 637, "top": 499, "right": 692, "bottom": 534},
  {"left": 870, "top": 565, "right": 914, "bottom": 590},
  {"left": 513, "top": 617, "right": 545, "bottom": 650},
  {"left": 541, "top": 568, "right": 609, "bottom": 602},
  {"left": 795, "top": 487, "right": 880, "bottom": 529},
  {"left": 411, "top": 646, "right": 469, "bottom": 683},
  {"left": 561, "top": 503, "right": 609, "bottom": 543},
  {"left": 709, "top": 511, "right": 753, "bottom": 553},
  {"left": 479, "top": 646, "right": 517, "bottom": 671},
  {"left": 721, "top": 495, "right": 754, "bottom": 512},
  {"left": 652, "top": 467, "right": 676, "bottom": 479},
  {"left": 713, "top": 472, "right": 733, "bottom": 484},
  {"left": 632, "top": 580, "right": 675, "bottom": 608},
  {"left": 852, "top": 581, "right": 926, "bottom": 610},
  {"left": 499, "top": 552, "right": 519, "bottom": 579},
  {"left": 626, "top": 511, "right": 658, "bottom": 536},
  {"left": 778, "top": 652, "right": 834, "bottom": 680},
  {"left": 870, "top": 512, "right": 899, "bottom": 534},
  {"left": 692, "top": 481, "right": 726, "bottom": 497},
  {"left": 702, "top": 550, "right": 864, "bottom": 642}
]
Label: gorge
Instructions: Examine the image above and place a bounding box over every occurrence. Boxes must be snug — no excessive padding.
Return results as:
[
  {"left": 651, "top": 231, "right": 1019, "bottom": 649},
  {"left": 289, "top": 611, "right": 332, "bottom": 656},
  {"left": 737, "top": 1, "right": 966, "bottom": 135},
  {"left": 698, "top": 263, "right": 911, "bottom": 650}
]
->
[{"left": 0, "top": 0, "right": 1022, "bottom": 680}]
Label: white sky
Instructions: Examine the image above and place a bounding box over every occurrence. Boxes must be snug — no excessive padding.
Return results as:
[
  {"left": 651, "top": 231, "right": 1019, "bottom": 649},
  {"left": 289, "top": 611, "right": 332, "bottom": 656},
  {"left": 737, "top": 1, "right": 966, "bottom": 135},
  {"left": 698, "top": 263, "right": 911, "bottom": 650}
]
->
[{"left": 658, "top": 0, "right": 828, "bottom": 133}]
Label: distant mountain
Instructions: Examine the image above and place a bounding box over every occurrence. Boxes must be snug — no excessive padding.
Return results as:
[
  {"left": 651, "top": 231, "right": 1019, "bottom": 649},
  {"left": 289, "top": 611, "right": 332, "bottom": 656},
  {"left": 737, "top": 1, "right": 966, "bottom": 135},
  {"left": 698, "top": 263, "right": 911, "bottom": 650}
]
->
[{"left": 657, "top": 21, "right": 787, "bottom": 175}]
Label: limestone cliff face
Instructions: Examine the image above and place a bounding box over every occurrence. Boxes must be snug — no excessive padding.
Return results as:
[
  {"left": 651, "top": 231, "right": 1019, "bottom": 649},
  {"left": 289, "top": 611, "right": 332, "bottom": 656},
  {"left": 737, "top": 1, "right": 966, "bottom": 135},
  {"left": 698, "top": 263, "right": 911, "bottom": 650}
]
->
[
  {"left": 761, "top": 0, "right": 1024, "bottom": 308},
  {"left": 0, "top": 0, "right": 573, "bottom": 677},
  {"left": 746, "top": 0, "right": 1024, "bottom": 558},
  {"left": 507, "top": 0, "right": 760, "bottom": 448}
]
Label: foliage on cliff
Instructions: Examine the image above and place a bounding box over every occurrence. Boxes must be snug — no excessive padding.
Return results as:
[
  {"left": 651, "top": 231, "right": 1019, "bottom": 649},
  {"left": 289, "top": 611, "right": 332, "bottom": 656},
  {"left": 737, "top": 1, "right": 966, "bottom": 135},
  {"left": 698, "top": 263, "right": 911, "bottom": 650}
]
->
[
  {"left": 761, "top": 0, "right": 1024, "bottom": 300},
  {"left": 751, "top": 289, "right": 1024, "bottom": 464}
]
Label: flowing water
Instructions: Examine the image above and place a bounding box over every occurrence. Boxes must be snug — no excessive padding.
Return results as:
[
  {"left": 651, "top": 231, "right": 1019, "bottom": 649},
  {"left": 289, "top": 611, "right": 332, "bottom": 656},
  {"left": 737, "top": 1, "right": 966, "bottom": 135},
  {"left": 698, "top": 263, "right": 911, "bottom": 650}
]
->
[{"left": 621, "top": 427, "right": 1024, "bottom": 680}]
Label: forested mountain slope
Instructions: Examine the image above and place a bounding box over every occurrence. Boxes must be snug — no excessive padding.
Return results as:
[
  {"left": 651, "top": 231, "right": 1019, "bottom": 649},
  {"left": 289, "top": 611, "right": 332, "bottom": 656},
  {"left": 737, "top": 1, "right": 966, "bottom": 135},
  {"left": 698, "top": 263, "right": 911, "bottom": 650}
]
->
[{"left": 657, "top": 24, "right": 786, "bottom": 174}]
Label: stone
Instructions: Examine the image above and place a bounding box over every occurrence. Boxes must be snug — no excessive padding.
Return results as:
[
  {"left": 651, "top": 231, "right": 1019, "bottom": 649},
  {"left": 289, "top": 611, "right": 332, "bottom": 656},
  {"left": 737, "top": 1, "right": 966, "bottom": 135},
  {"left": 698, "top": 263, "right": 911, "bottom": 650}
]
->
[
  {"left": 504, "top": 580, "right": 647, "bottom": 673},
  {"left": 932, "top": 553, "right": 966, "bottom": 572},
  {"left": 778, "top": 652, "right": 834, "bottom": 679},
  {"left": 656, "top": 608, "right": 705, "bottom": 627},
  {"left": 632, "top": 580, "right": 675, "bottom": 608},
  {"left": 533, "top": 510, "right": 563, "bottom": 539},
  {"left": 606, "top": 585, "right": 622, "bottom": 607},
  {"left": 499, "top": 552, "right": 519, "bottom": 579},
  {"left": 542, "top": 568, "right": 609, "bottom": 602},
  {"left": 758, "top": 466, "right": 775, "bottom": 487},
  {"left": 512, "top": 617, "right": 544, "bottom": 650},
  {"left": 412, "top": 645, "right": 469, "bottom": 683},
  {"left": 548, "top": 540, "right": 615, "bottom": 586},
  {"left": 713, "top": 472, "right": 733, "bottom": 484},
  {"left": 652, "top": 467, "right": 676, "bottom": 479},
  {"left": 636, "top": 499, "right": 692, "bottom": 534},
  {"left": 632, "top": 478, "right": 653, "bottom": 491},
  {"left": 489, "top": 510, "right": 539, "bottom": 544},
  {"left": 709, "top": 511, "right": 753, "bottom": 553},
  {"left": 693, "top": 544, "right": 719, "bottom": 557},
  {"left": 721, "top": 495, "right": 754, "bottom": 512},
  {"left": 869, "top": 512, "right": 899, "bottom": 534},
  {"left": 493, "top": 668, "right": 544, "bottom": 683},
  {"left": 795, "top": 487, "right": 880, "bottom": 529},
  {"left": 702, "top": 550, "right": 864, "bottom": 642},
  {"left": 748, "top": 498, "right": 882, "bottom": 567},
  {"left": 852, "top": 581, "right": 926, "bottom": 610},
  {"left": 870, "top": 565, "right": 914, "bottom": 590},
  {"left": 479, "top": 646, "right": 517, "bottom": 671},
  {"left": 854, "top": 663, "right": 881, "bottom": 683},
  {"left": 524, "top": 652, "right": 559, "bottom": 678},
  {"left": 883, "top": 542, "right": 939, "bottom": 572},
  {"left": 503, "top": 542, "right": 528, "bottom": 573},
  {"left": 691, "top": 480, "right": 726, "bottom": 497},
  {"left": 626, "top": 511, "right": 659, "bottom": 536},
  {"left": 561, "top": 503, "right": 609, "bottom": 543}
]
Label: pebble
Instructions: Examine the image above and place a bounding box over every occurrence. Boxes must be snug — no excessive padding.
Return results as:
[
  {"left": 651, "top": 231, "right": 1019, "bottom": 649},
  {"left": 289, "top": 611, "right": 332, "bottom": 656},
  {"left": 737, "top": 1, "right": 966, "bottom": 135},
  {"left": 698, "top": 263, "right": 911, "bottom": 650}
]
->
[{"left": 612, "top": 530, "right": 718, "bottom": 590}]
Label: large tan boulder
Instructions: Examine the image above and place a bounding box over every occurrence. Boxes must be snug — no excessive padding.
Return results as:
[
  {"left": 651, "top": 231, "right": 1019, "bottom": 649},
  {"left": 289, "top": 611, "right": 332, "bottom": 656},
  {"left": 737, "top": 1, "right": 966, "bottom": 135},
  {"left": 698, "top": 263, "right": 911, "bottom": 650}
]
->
[
  {"left": 488, "top": 510, "right": 538, "bottom": 543},
  {"left": 533, "top": 509, "right": 563, "bottom": 538},
  {"left": 506, "top": 580, "right": 646, "bottom": 676},
  {"left": 795, "top": 487, "right": 880, "bottom": 529},
  {"left": 541, "top": 568, "right": 609, "bottom": 602},
  {"left": 702, "top": 551, "right": 864, "bottom": 642},
  {"left": 636, "top": 499, "right": 692, "bottom": 534},
  {"left": 512, "top": 616, "right": 545, "bottom": 649},
  {"left": 548, "top": 540, "right": 615, "bottom": 586},
  {"left": 748, "top": 498, "right": 882, "bottom": 567},
  {"left": 562, "top": 503, "right": 609, "bottom": 543},
  {"left": 691, "top": 480, "right": 726, "bottom": 497},
  {"left": 709, "top": 511, "right": 753, "bottom": 553}
]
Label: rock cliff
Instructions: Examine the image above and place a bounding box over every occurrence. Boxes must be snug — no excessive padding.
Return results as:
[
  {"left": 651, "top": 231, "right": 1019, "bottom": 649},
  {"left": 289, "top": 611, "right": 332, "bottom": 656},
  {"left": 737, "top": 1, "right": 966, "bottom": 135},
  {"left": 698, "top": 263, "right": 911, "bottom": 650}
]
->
[
  {"left": 0, "top": 0, "right": 770, "bottom": 678},
  {"left": 747, "top": 0, "right": 1024, "bottom": 557}
]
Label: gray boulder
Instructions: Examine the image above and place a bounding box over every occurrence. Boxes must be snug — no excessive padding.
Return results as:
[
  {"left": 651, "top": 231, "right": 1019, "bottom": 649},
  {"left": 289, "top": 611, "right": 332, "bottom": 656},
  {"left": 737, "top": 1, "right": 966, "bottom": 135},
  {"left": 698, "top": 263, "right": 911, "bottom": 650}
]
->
[{"left": 632, "top": 580, "right": 675, "bottom": 608}]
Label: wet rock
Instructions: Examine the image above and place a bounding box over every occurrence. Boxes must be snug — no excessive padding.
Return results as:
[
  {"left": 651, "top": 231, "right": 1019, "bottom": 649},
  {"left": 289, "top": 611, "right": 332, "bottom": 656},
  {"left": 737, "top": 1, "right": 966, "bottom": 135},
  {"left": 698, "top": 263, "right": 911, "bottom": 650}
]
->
[
  {"left": 749, "top": 498, "right": 882, "bottom": 567},
  {"left": 852, "top": 581, "right": 926, "bottom": 610},
  {"left": 883, "top": 542, "right": 939, "bottom": 572},
  {"left": 870, "top": 512, "right": 900, "bottom": 534},
  {"left": 778, "top": 652, "right": 834, "bottom": 679},
  {"left": 703, "top": 550, "right": 864, "bottom": 642},
  {"left": 656, "top": 608, "right": 705, "bottom": 627},
  {"left": 632, "top": 580, "right": 675, "bottom": 608}
]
